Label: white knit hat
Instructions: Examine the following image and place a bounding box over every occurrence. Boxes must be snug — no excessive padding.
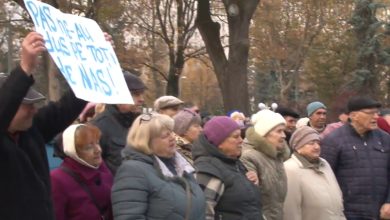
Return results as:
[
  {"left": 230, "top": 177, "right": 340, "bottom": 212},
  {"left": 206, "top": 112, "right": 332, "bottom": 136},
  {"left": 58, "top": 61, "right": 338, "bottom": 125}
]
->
[{"left": 252, "top": 110, "right": 286, "bottom": 137}]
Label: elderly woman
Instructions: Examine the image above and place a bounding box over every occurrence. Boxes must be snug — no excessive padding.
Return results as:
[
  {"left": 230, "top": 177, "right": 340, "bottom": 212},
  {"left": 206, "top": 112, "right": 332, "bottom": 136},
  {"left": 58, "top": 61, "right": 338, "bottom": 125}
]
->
[
  {"left": 283, "top": 126, "right": 345, "bottom": 220},
  {"left": 50, "top": 124, "right": 113, "bottom": 220},
  {"left": 173, "top": 108, "right": 203, "bottom": 164},
  {"left": 193, "top": 116, "right": 262, "bottom": 220},
  {"left": 112, "top": 112, "right": 205, "bottom": 220},
  {"left": 240, "top": 109, "right": 290, "bottom": 220}
]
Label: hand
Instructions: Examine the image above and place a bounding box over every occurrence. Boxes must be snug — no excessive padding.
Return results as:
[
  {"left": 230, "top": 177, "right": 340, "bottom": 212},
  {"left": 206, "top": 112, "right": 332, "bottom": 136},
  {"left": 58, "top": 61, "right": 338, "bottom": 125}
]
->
[
  {"left": 103, "top": 32, "right": 115, "bottom": 48},
  {"left": 380, "top": 203, "right": 390, "bottom": 219},
  {"left": 246, "top": 171, "right": 259, "bottom": 186},
  {"left": 20, "top": 32, "right": 46, "bottom": 75}
]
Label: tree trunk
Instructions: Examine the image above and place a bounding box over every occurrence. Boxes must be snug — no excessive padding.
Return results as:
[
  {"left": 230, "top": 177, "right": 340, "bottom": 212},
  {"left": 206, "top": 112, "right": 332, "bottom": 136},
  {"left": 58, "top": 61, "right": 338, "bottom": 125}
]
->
[{"left": 196, "top": 0, "right": 259, "bottom": 115}]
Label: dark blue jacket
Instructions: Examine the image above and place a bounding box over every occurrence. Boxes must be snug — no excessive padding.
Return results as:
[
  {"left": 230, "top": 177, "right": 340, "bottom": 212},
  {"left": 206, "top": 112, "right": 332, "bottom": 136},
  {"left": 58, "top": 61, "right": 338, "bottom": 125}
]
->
[
  {"left": 0, "top": 66, "right": 86, "bottom": 220},
  {"left": 321, "top": 123, "right": 390, "bottom": 219}
]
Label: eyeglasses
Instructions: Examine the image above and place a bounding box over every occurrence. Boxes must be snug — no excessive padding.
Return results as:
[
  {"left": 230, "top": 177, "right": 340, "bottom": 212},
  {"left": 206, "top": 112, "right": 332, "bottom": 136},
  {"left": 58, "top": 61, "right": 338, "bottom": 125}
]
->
[
  {"left": 359, "top": 110, "right": 379, "bottom": 116},
  {"left": 139, "top": 113, "right": 153, "bottom": 125}
]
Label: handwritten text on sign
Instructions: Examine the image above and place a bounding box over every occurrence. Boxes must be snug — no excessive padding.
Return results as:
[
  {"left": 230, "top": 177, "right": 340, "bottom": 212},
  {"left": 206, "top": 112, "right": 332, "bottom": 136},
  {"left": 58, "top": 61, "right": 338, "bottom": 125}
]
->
[{"left": 24, "top": 0, "right": 133, "bottom": 104}]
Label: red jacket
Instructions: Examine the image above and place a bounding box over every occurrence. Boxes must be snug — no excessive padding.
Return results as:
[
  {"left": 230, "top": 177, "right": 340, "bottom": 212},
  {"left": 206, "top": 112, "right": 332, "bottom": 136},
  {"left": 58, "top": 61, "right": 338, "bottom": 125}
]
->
[{"left": 51, "top": 158, "right": 113, "bottom": 220}]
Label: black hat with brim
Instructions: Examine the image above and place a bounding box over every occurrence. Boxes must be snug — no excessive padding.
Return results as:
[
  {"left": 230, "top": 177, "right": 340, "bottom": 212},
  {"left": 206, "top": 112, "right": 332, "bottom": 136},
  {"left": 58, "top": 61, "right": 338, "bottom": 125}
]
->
[{"left": 347, "top": 96, "right": 381, "bottom": 113}]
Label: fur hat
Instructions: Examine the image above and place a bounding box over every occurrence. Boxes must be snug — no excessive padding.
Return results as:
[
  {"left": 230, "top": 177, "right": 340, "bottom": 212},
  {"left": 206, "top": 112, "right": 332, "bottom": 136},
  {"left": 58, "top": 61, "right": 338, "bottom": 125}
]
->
[
  {"left": 154, "top": 96, "right": 184, "bottom": 110},
  {"left": 289, "top": 126, "right": 320, "bottom": 150},
  {"left": 252, "top": 110, "right": 286, "bottom": 137},
  {"left": 307, "top": 101, "right": 326, "bottom": 116},
  {"left": 173, "top": 109, "right": 201, "bottom": 136},
  {"left": 203, "top": 116, "right": 240, "bottom": 146}
]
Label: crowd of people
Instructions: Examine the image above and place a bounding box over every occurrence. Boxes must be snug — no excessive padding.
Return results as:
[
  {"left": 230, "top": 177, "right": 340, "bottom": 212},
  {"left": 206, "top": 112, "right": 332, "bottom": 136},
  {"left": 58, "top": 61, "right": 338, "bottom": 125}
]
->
[{"left": 2, "top": 31, "right": 390, "bottom": 220}]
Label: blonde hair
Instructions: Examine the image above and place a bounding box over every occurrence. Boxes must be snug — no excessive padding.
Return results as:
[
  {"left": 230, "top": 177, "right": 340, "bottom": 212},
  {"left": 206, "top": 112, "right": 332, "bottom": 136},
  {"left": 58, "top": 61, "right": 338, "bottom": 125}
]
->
[{"left": 127, "top": 112, "right": 174, "bottom": 155}]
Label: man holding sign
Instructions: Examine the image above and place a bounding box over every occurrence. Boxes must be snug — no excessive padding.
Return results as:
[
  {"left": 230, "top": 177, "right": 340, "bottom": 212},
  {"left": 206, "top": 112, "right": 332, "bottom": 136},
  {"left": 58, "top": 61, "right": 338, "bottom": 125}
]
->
[{"left": 0, "top": 32, "right": 88, "bottom": 219}]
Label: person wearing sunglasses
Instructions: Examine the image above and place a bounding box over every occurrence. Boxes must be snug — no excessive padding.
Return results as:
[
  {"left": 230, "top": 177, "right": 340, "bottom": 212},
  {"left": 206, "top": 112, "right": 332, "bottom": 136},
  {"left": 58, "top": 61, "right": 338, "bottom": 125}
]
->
[
  {"left": 112, "top": 113, "right": 205, "bottom": 220},
  {"left": 51, "top": 124, "right": 113, "bottom": 220}
]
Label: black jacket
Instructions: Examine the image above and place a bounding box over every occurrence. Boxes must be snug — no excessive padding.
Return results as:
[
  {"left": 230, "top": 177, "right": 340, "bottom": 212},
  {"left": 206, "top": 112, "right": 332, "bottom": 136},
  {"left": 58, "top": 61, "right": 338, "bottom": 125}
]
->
[
  {"left": 193, "top": 134, "right": 262, "bottom": 220},
  {"left": 90, "top": 105, "right": 138, "bottom": 175},
  {"left": 321, "top": 123, "right": 390, "bottom": 219},
  {"left": 0, "top": 66, "right": 86, "bottom": 220}
]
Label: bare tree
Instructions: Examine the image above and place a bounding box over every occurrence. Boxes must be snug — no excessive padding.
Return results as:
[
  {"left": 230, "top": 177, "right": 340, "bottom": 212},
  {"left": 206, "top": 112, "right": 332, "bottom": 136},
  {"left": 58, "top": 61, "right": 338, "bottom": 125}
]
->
[
  {"left": 196, "top": 0, "right": 259, "bottom": 114},
  {"left": 125, "top": 0, "right": 198, "bottom": 97}
]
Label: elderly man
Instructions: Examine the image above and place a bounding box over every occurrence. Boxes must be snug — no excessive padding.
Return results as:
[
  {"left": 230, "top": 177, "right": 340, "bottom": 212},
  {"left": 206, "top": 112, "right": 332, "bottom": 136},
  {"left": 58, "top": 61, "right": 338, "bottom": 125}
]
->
[
  {"left": 321, "top": 96, "right": 390, "bottom": 220},
  {"left": 0, "top": 32, "right": 88, "bottom": 219},
  {"left": 306, "top": 101, "right": 327, "bottom": 134},
  {"left": 154, "top": 95, "right": 184, "bottom": 117},
  {"left": 90, "top": 71, "right": 146, "bottom": 175}
]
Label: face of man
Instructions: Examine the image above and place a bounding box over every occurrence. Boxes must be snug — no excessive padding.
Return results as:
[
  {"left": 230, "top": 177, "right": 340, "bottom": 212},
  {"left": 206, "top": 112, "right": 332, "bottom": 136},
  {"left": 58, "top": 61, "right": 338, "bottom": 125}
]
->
[
  {"left": 116, "top": 90, "right": 145, "bottom": 114},
  {"left": 349, "top": 108, "right": 379, "bottom": 134},
  {"left": 284, "top": 116, "right": 297, "bottom": 133},
  {"left": 309, "top": 108, "right": 327, "bottom": 129},
  {"left": 8, "top": 103, "right": 37, "bottom": 133}
]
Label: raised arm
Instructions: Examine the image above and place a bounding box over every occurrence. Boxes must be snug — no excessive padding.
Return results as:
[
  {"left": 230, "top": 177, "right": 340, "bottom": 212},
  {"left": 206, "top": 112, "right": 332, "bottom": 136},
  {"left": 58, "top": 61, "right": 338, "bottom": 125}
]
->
[{"left": 0, "top": 32, "right": 45, "bottom": 132}]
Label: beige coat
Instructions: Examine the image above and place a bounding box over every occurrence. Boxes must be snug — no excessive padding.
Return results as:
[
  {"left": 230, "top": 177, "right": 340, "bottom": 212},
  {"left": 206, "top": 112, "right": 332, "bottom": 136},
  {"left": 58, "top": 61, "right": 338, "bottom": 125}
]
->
[
  {"left": 283, "top": 154, "right": 346, "bottom": 220},
  {"left": 240, "top": 127, "right": 290, "bottom": 220}
]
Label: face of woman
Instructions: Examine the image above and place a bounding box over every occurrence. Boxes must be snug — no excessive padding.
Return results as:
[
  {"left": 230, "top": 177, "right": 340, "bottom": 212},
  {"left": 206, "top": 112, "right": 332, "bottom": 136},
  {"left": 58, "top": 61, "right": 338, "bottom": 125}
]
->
[
  {"left": 76, "top": 132, "right": 102, "bottom": 167},
  {"left": 297, "top": 140, "right": 321, "bottom": 160},
  {"left": 151, "top": 129, "right": 177, "bottom": 158},
  {"left": 265, "top": 124, "right": 286, "bottom": 150},
  {"left": 183, "top": 123, "right": 203, "bottom": 143},
  {"left": 218, "top": 129, "right": 243, "bottom": 158}
]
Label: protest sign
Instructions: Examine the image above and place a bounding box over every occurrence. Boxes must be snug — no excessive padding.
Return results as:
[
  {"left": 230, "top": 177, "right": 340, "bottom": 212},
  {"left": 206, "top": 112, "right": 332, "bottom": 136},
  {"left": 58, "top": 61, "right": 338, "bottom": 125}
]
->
[{"left": 24, "top": 0, "right": 133, "bottom": 104}]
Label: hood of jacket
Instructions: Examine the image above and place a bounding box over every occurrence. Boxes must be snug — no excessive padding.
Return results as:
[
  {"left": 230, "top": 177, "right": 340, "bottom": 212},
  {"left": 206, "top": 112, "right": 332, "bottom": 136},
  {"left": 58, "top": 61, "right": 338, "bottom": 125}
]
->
[
  {"left": 244, "top": 127, "right": 290, "bottom": 160},
  {"left": 192, "top": 133, "right": 238, "bottom": 164}
]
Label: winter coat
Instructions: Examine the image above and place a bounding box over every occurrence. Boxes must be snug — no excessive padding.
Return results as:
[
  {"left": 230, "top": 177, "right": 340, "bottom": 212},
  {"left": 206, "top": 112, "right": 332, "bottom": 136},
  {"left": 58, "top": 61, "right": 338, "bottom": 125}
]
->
[
  {"left": 193, "top": 134, "right": 263, "bottom": 220},
  {"left": 321, "top": 123, "right": 390, "bottom": 219},
  {"left": 175, "top": 133, "right": 194, "bottom": 165},
  {"left": 0, "top": 66, "right": 86, "bottom": 220},
  {"left": 51, "top": 158, "right": 114, "bottom": 220},
  {"left": 111, "top": 147, "right": 206, "bottom": 220},
  {"left": 240, "top": 127, "right": 289, "bottom": 220},
  {"left": 90, "top": 105, "right": 139, "bottom": 174},
  {"left": 283, "top": 154, "right": 346, "bottom": 220}
]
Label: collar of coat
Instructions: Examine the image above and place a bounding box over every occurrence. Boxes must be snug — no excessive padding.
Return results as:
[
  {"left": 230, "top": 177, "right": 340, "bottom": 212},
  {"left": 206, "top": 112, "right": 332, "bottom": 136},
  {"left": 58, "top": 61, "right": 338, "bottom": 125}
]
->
[
  {"left": 291, "top": 153, "right": 325, "bottom": 174},
  {"left": 244, "top": 127, "right": 290, "bottom": 160}
]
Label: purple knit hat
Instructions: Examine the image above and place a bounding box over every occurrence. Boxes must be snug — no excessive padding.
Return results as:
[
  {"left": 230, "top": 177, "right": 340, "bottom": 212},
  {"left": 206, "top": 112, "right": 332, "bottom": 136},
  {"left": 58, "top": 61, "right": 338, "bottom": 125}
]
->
[{"left": 203, "top": 116, "right": 240, "bottom": 146}]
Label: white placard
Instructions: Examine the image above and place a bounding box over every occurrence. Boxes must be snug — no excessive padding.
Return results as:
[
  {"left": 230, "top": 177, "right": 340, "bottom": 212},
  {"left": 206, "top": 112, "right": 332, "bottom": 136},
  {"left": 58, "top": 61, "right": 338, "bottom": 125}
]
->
[{"left": 24, "top": 0, "right": 133, "bottom": 104}]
